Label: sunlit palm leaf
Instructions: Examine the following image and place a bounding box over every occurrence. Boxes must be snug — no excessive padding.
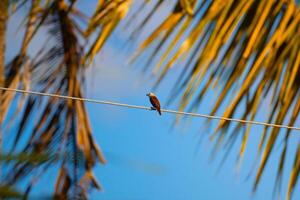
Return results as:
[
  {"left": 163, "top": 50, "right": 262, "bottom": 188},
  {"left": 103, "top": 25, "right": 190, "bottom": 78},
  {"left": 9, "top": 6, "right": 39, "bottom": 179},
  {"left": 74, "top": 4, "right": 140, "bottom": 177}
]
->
[
  {"left": 131, "top": 0, "right": 300, "bottom": 198},
  {"left": 84, "top": 0, "right": 132, "bottom": 64}
]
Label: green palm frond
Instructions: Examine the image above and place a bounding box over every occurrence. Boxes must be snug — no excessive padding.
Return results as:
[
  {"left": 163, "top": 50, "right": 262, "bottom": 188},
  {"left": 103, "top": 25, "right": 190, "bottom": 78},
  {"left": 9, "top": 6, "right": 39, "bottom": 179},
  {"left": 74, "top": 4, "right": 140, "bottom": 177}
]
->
[
  {"left": 0, "top": 185, "right": 23, "bottom": 199},
  {"left": 0, "top": 152, "right": 53, "bottom": 163},
  {"left": 131, "top": 0, "right": 300, "bottom": 198}
]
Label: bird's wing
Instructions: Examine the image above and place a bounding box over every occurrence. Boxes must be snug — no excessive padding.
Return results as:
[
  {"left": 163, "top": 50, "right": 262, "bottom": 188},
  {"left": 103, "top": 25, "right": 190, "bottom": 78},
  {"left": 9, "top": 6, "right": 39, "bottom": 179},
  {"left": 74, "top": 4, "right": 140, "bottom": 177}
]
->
[{"left": 150, "top": 96, "right": 161, "bottom": 109}]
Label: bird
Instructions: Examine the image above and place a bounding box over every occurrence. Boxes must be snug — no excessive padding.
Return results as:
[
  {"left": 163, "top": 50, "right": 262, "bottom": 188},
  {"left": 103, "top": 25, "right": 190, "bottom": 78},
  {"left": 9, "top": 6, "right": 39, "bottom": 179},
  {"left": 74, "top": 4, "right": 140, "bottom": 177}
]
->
[{"left": 146, "top": 92, "right": 162, "bottom": 115}]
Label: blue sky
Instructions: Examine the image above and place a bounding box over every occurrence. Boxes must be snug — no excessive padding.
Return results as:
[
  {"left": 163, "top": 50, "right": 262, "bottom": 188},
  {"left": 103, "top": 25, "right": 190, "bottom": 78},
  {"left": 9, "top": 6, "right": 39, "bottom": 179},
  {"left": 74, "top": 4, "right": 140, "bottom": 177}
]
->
[
  {"left": 4, "top": 1, "right": 300, "bottom": 199},
  {"left": 81, "top": 39, "right": 299, "bottom": 200}
]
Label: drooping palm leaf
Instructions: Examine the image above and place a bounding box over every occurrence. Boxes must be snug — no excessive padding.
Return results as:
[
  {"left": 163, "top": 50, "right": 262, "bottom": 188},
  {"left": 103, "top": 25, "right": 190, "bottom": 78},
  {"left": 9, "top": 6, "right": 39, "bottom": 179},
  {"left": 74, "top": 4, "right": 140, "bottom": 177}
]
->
[
  {"left": 131, "top": 0, "right": 300, "bottom": 198},
  {"left": 0, "top": 0, "right": 9, "bottom": 149},
  {"left": 84, "top": 0, "right": 132, "bottom": 64},
  {"left": 2, "top": 0, "right": 108, "bottom": 198},
  {"left": 0, "top": 185, "right": 23, "bottom": 199}
]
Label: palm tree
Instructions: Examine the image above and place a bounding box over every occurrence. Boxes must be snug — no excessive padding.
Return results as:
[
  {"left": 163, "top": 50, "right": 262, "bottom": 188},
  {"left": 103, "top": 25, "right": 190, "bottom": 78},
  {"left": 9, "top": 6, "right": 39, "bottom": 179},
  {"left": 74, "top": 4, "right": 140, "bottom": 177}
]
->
[{"left": 0, "top": 0, "right": 299, "bottom": 199}]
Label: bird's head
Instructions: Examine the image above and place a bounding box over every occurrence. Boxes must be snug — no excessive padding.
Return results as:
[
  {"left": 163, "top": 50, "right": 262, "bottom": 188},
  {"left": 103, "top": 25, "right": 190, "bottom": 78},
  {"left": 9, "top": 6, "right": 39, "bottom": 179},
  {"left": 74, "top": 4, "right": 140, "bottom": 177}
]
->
[{"left": 146, "top": 92, "right": 155, "bottom": 97}]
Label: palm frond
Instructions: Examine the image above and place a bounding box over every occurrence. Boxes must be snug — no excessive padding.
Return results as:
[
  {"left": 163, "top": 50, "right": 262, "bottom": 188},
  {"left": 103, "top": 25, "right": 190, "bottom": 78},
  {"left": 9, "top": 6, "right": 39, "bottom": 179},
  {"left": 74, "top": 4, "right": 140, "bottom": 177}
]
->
[
  {"left": 131, "top": 0, "right": 300, "bottom": 198},
  {"left": 0, "top": 185, "right": 23, "bottom": 199},
  {"left": 2, "top": 0, "right": 108, "bottom": 198},
  {"left": 0, "top": 0, "right": 9, "bottom": 124},
  {"left": 83, "top": 0, "right": 132, "bottom": 64}
]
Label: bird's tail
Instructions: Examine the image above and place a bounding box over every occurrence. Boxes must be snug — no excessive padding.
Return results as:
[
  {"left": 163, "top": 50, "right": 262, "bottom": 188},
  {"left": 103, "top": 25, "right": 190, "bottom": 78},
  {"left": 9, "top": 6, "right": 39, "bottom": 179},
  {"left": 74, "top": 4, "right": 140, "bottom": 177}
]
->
[{"left": 158, "top": 109, "right": 162, "bottom": 115}]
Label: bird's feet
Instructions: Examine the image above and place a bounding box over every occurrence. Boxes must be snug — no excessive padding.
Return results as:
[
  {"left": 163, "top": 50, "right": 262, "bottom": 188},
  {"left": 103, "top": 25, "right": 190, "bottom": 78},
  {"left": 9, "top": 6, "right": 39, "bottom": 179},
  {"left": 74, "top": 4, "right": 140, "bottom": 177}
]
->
[{"left": 150, "top": 107, "right": 156, "bottom": 111}]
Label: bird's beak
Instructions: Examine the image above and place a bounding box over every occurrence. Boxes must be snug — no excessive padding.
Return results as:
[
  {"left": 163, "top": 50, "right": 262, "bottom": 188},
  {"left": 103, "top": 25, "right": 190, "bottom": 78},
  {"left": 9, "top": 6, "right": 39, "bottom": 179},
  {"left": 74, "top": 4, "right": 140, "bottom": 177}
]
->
[{"left": 146, "top": 93, "right": 150, "bottom": 96}]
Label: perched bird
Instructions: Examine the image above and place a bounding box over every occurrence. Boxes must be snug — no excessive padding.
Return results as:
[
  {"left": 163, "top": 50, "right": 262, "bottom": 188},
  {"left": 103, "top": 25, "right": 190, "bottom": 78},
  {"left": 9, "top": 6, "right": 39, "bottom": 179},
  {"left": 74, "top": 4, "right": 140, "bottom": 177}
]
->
[{"left": 146, "top": 92, "right": 162, "bottom": 115}]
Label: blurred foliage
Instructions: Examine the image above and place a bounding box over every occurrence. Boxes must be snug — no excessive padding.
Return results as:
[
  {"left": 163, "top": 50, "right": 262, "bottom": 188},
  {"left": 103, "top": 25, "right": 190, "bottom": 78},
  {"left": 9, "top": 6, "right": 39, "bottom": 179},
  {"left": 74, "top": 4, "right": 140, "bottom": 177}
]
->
[
  {"left": 0, "top": 185, "right": 23, "bottom": 199},
  {"left": 0, "top": 0, "right": 299, "bottom": 199},
  {"left": 1, "top": 0, "right": 119, "bottom": 199},
  {"left": 0, "top": 152, "right": 53, "bottom": 163}
]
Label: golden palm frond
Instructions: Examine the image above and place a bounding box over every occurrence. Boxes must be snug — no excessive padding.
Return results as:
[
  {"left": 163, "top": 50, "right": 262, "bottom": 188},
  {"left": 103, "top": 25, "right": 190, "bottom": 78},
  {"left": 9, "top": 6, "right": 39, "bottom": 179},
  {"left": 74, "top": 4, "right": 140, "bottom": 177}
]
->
[
  {"left": 84, "top": 0, "right": 132, "bottom": 64},
  {"left": 132, "top": 0, "right": 300, "bottom": 198}
]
